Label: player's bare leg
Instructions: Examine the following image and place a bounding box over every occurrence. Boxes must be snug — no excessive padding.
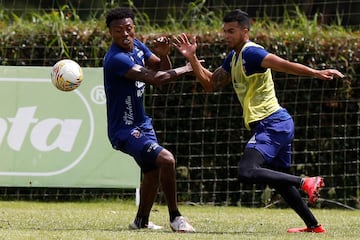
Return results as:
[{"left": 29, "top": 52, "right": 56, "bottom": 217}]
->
[
  {"left": 130, "top": 169, "right": 162, "bottom": 229},
  {"left": 138, "top": 169, "right": 160, "bottom": 215},
  {"left": 157, "top": 149, "right": 195, "bottom": 232},
  {"left": 156, "top": 150, "right": 178, "bottom": 211}
]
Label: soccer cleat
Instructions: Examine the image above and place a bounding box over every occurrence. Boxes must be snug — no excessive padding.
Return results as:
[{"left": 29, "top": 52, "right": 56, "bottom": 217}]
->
[
  {"left": 287, "top": 224, "right": 326, "bottom": 233},
  {"left": 129, "top": 221, "right": 163, "bottom": 230},
  {"left": 301, "top": 176, "right": 325, "bottom": 203},
  {"left": 170, "top": 216, "right": 196, "bottom": 233}
]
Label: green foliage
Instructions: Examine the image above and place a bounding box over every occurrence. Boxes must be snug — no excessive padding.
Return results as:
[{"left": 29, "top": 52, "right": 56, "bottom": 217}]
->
[
  {"left": 163, "top": 0, "right": 224, "bottom": 33},
  {"left": 0, "top": 4, "right": 109, "bottom": 66},
  {"left": 0, "top": 1, "right": 357, "bottom": 66}
]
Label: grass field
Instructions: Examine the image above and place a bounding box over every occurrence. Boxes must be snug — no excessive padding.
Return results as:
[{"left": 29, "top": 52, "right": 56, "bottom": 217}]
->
[{"left": 0, "top": 200, "right": 359, "bottom": 240}]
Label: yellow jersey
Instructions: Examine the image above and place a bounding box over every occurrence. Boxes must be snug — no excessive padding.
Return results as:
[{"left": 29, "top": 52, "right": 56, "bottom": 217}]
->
[{"left": 231, "top": 41, "right": 281, "bottom": 130}]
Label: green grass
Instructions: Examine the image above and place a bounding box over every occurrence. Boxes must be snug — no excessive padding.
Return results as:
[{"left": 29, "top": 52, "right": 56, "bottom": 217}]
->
[{"left": 0, "top": 200, "right": 359, "bottom": 239}]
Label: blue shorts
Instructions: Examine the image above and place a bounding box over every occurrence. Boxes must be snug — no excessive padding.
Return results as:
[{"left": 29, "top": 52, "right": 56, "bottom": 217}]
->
[
  {"left": 112, "top": 118, "right": 164, "bottom": 173},
  {"left": 246, "top": 108, "right": 294, "bottom": 168}
]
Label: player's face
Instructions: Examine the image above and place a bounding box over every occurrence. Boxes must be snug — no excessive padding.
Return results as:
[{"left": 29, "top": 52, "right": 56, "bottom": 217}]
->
[
  {"left": 223, "top": 21, "right": 248, "bottom": 52},
  {"left": 109, "top": 18, "right": 135, "bottom": 52}
]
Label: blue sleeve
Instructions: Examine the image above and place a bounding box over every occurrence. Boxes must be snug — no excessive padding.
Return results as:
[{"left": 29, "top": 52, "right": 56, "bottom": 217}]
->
[
  {"left": 135, "top": 39, "right": 153, "bottom": 60},
  {"left": 242, "top": 46, "right": 269, "bottom": 75},
  {"left": 110, "top": 39, "right": 153, "bottom": 77},
  {"left": 111, "top": 53, "right": 135, "bottom": 77},
  {"left": 221, "top": 51, "right": 235, "bottom": 73}
]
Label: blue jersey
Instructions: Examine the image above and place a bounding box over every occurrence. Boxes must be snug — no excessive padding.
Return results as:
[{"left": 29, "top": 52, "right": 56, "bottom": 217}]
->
[{"left": 103, "top": 39, "right": 153, "bottom": 145}]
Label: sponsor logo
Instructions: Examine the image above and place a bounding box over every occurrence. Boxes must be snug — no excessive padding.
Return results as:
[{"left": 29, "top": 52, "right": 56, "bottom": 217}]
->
[
  {"left": 124, "top": 96, "right": 134, "bottom": 125},
  {"left": 147, "top": 143, "right": 160, "bottom": 153},
  {"left": 0, "top": 106, "right": 82, "bottom": 152},
  {"left": 0, "top": 77, "right": 94, "bottom": 176},
  {"left": 135, "top": 81, "right": 145, "bottom": 97},
  {"left": 248, "top": 134, "right": 256, "bottom": 144}
]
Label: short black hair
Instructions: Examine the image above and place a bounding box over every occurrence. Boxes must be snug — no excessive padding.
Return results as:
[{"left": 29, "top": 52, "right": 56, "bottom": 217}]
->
[
  {"left": 223, "top": 9, "right": 250, "bottom": 29},
  {"left": 106, "top": 7, "right": 135, "bottom": 28}
]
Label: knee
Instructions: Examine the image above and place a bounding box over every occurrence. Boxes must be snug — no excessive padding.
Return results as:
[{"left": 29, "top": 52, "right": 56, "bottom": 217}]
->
[
  {"left": 238, "top": 160, "right": 258, "bottom": 183},
  {"left": 238, "top": 148, "right": 263, "bottom": 183},
  {"left": 157, "top": 149, "right": 175, "bottom": 168},
  {"left": 238, "top": 164, "right": 253, "bottom": 183}
]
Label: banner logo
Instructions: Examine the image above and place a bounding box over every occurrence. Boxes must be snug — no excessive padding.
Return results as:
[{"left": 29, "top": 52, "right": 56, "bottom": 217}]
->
[{"left": 0, "top": 78, "right": 94, "bottom": 176}]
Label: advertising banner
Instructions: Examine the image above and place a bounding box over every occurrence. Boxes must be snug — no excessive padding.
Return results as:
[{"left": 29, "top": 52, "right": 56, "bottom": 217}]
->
[{"left": 0, "top": 65, "right": 140, "bottom": 188}]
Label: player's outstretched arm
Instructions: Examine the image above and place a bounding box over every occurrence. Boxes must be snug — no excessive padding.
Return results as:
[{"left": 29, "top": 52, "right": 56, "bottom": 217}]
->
[
  {"left": 124, "top": 63, "right": 193, "bottom": 87},
  {"left": 173, "top": 33, "right": 214, "bottom": 92},
  {"left": 261, "top": 53, "right": 344, "bottom": 80}
]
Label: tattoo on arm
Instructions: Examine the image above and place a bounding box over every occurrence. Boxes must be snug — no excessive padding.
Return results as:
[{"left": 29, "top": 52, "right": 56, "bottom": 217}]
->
[{"left": 211, "top": 67, "right": 231, "bottom": 90}]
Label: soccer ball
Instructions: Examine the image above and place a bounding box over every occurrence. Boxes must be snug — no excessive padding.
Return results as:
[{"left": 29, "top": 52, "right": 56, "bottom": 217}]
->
[{"left": 51, "top": 59, "right": 83, "bottom": 91}]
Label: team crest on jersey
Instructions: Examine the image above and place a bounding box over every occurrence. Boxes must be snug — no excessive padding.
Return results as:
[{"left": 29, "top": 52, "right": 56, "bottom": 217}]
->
[{"left": 131, "top": 129, "right": 142, "bottom": 138}]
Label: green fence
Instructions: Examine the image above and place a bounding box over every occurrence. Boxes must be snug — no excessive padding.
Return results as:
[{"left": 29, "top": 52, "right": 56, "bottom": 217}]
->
[{"left": 0, "top": 0, "right": 359, "bottom": 207}]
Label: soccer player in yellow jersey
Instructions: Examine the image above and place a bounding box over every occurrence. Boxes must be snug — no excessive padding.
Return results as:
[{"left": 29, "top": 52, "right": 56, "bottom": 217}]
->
[{"left": 174, "top": 9, "right": 344, "bottom": 233}]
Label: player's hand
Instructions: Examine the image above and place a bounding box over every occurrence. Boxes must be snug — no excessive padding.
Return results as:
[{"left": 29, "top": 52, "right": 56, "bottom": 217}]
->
[
  {"left": 152, "top": 36, "right": 171, "bottom": 57},
  {"left": 173, "top": 33, "right": 197, "bottom": 60},
  {"left": 316, "top": 69, "right": 344, "bottom": 80}
]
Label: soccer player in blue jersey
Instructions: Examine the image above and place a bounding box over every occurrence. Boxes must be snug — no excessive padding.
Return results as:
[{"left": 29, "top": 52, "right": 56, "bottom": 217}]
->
[
  {"left": 174, "top": 9, "right": 344, "bottom": 233},
  {"left": 103, "top": 7, "right": 195, "bottom": 232}
]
